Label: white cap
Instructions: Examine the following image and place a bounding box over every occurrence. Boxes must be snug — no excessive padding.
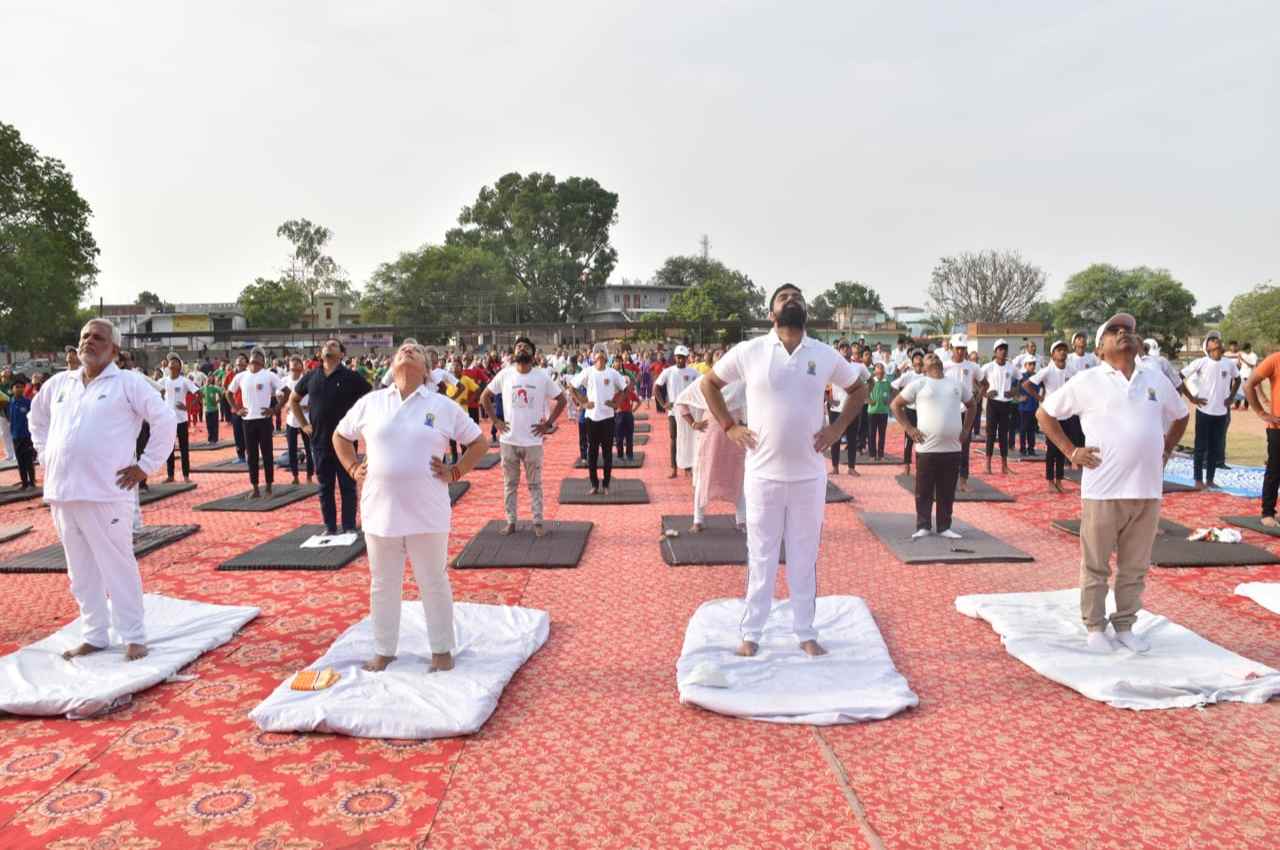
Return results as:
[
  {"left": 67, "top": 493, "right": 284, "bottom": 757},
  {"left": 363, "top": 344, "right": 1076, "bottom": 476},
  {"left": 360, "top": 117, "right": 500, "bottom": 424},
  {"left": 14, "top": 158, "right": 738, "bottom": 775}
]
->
[
  {"left": 1094, "top": 312, "right": 1136, "bottom": 349},
  {"left": 1144, "top": 338, "right": 1160, "bottom": 356},
  {"left": 993, "top": 338, "right": 1009, "bottom": 350},
  {"left": 949, "top": 333, "right": 969, "bottom": 349},
  {"left": 1050, "top": 339, "right": 1068, "bottom": 353},
  {"left": 674, "top": 345, "right": 690, "bottom": 357}
]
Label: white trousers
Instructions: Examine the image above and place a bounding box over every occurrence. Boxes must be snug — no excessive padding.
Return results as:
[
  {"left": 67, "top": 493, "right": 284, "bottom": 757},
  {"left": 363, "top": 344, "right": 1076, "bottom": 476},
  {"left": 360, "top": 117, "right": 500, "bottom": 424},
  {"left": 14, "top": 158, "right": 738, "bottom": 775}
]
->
[
  {"left": 49, "top": 500, "right": 146, "bottom": 646},
  {"left": 365, "top": 531, "right": 454, "bottom": 657},
  {"left": 741, "top": 476, "right": 826, "bottom": 643}
]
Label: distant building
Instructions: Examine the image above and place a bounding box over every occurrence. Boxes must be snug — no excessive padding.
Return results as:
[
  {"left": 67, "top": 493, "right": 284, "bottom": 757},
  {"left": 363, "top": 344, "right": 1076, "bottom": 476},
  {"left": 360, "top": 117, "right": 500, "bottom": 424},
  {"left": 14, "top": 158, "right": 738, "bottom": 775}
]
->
[
  {"left": 104, "top": 302, "right": 247, "bottom": 349},
  {"left": 584, "top": 281, "right": 686, "bottom": 322},
  {"left": 891, "top": 305, "right": 931, "bottom": 337},
  {"left": 300, "top": 294, "right": 362, "bottom": 329},
  {"left": 963, "top": 322, "right": 1045, "bottom": 359}
]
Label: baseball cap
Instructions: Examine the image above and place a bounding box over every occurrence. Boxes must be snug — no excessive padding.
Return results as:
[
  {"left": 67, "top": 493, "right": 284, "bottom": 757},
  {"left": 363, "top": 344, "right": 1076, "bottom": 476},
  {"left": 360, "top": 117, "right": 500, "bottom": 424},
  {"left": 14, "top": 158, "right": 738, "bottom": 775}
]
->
[
  {"left": 674, "top": 345, "right": 690, "bottom": 357},
  {"left": 1050, "top": 339, "right": 1068, "bottom": 353},
  {"left": 949, "top": 333, "right": 969, "bottom": 349},
  {"left": 993, "top": 338, "right": 1009, "bottom": 350},
  {"left": 1094, "top": 312, "right": 1136, "bottom": 349}
]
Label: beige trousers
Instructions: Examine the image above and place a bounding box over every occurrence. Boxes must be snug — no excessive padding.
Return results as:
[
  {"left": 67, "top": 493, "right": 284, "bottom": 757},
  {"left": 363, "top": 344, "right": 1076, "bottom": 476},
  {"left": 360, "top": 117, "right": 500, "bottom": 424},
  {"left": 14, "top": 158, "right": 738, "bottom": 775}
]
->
[{"left": 1079, "top": 498, "right": 1160, "bottom": 632}]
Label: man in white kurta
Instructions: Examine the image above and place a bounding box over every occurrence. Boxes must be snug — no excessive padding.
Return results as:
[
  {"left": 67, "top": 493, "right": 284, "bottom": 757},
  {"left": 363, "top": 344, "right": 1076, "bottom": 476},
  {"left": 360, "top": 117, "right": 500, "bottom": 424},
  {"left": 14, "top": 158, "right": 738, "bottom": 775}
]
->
[
  {"left": 655, "top": 346, "right": 701, "bottom": 478},
  {"left": 29, "top": 319, "right": 176, "bottom": 661},
  {"left": 702, "top": 284, "right": 867, "bottom": 657}
]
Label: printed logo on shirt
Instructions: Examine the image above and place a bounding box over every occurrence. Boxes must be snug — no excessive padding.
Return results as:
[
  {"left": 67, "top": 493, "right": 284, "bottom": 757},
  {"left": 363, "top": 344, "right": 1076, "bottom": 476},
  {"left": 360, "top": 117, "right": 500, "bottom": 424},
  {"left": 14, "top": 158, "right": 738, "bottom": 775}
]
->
[
  {"left": 1147, "top": 388, "right": 1158, "bottom": 401},
  {"left": 1221, "top": 370, "right": 1228, "bottom": 379},
  {"left": 604, "top": 378, "right": 611, "bottom": 386},
  {"left": 807, "top": 361, "right": 816, "bottom": 376},
  {"left": 515, "top": 388, "right": 530, "bottom": 407},
  {"left": 424, "top": 412, "right": 436, "bottom": 428}
]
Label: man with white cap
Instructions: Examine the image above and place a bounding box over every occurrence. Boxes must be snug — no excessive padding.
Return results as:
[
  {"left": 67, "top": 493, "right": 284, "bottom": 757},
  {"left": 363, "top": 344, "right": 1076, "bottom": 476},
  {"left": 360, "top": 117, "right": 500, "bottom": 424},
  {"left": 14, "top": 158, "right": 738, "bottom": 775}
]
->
[
  {"left": 655, "top": 345, "right": 701, "bottom": 479},
  {"left": 701, "top": 284, "right": 868, "bottom": 657},
  {"left": 1037, "top": 312, "right": 1188, "bottom": 653},
  {"left": 1067, "top": 332, "right": 1099, "bottom": 372},
  {"left": 1180, "top": 331, "right": 1239, "bottom": 490},
  {"left": 1140, "top": 339, "right": 1183, "bottom": 391},
  {"left": 943, "top": 334, "right": 985, "bottom": 491},
  {"left": 980, "top": 339, "right": 1018, "bottom": 476},
  {"left": 28, "top": 318, "right": 177, "bottom": 661},
  {"left": 1023, "top": 340, "right": 1079, "bottom": 492}
]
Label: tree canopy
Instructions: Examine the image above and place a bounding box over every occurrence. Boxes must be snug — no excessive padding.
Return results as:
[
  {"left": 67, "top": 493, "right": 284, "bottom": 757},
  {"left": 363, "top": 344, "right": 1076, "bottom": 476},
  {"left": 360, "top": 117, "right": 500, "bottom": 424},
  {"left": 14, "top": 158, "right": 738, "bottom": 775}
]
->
[
  {"left": 1220, "top": 284, "right": 1280, "bottom": 350},
  {"left": 660, "top": 257, "right": 764, "bottom": 341},
  {"left": 446, "top": 172, "right": 618, "bottom": 322},
  {"left": 928, "top": 250, "right": 1045, "bottom": 323},
  {"left": 0, "top": 122, "right": 100, "bottom": 352},
  {"left": 809, "top": 281, "right": 884, "bottom": 321},
  {"left": 237, "top": 277, "right": 310, "bottom": 328},
  {"left": 360, "top": 243, "right": 513, "bottom": 330},
  {"left": 1052, "top": 264, "right": 1198, "bottom": 356},
  {"left": 137, "top": 290, "right": 171, "bottom": 312},
  {"left": 276, "top": 218, "right": 356, "bottom": 306}
]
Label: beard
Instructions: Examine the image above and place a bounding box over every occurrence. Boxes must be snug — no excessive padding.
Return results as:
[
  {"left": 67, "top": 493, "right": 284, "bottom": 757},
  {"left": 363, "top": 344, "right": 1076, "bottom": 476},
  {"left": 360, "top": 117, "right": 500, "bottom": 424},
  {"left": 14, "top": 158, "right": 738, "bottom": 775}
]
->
[
  {"left": 776, "top": 302, "right": 806, "bottom": 329},
  {"left": 515, "top": 351, "right": 533, "bottom": 365}
]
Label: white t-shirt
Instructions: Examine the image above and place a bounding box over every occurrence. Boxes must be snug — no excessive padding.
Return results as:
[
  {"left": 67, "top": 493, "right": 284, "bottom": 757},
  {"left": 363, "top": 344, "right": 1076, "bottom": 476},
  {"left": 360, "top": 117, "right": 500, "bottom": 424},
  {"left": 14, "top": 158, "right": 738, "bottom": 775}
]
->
[
  {"left": 228, "top": 369, "right": 284, "bottom": 421},
  {"left": 713, "top": 330, "right": 861, "bottom": 482},
  {"left": 1236, "top": 351, "right": 1257, "bottom": 381},
  {"left": 1140, "top": 354, "right": 1183, "bottom": 391},
  {"left": 655, "top": 365, "right": 701, "bottom": 411},
  {"left": 334, "top": 385, "right": 482, "bottom": 537},
  {"left": 944, "top": 359, "right": 982, "bottom": 396},
  {"left": 572, "top": 367, "right": 628, "bottom": 422},
  {"left": 159, "top": 375, "right": 198, "bottom": 423},
  {"left": 1040, "top": 362, "right": 1187, "bottom": 500},
  {"left": 1028, "top": 362, "right": 1075, "bottom": 398},
  {"left": 188, "top": 370, "right": 207, "bottom": 389},
  {"left": 900, "top": 376, "right": 972, "bottom": 453},
  {"left": 830, "top": 362, "right": 872, "bottom": 410},
  {"left": 1067, "top": 351, "right": 1099, "bottom": 372},
  {"left": 488, "top": 366, "right": 563, "bottom": 447},
  {"left": 282, "top": 373, "right": 310, "bottom": 429},
  {"left": 892, "top": 368, "right": 925, "bottom": 410},
  {"left": 1181, "top": 356, "right": 1239, "bottom": 417},
  {"left": 981, "top": 360, "right": 1019, "bottom": 401}
]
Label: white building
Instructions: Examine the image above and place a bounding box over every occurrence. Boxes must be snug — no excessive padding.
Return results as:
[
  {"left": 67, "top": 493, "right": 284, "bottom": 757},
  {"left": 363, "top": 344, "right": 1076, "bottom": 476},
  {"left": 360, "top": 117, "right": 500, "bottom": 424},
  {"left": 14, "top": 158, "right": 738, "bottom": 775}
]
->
[
  {"left": 583, "top": 281, "right": 686, "bottom": 322},
  {"left": 103, "top": 302, "right": 247, "bottom": 349}
]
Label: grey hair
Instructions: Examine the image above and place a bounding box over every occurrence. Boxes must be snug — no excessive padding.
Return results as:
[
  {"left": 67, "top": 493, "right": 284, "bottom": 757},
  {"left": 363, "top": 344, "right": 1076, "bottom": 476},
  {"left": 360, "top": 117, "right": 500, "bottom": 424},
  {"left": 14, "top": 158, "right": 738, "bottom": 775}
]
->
[{"left": 85, "top": 318, "right": 122, "bottom": 347}]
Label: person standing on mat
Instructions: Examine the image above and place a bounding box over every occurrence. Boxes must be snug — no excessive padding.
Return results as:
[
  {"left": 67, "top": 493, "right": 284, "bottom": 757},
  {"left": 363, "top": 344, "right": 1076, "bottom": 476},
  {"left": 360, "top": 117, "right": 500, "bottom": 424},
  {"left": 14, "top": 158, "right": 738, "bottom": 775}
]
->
[
  {"left": 891, "top": 352, "right": 975, "bottom": 539},
  {"left": 980, "top": 339, "right": 1017, "bottom": 476},
  {"left": 290, "top": 338, "right": 371, "bottom": 534},
  {"left": 866, "top": 362, "right": 893, "bottom": 461},
  {"left": 893, "top": 349, "right": 927, "bottom": 472},
  {"left": 701, "top": 283, "right": 868, "bottom": 658},
  {"left": 28, "top": 318, "right": 176, "bottom": 662},
  {"left": 1180, "top": 332, "right": 1239, "bottom": 491},
  {"left": 482, "top": 336, "right": 566, "bottom": 538},
  {"left": 228, "top": 348, "right": 284, "bottom": 500},
  {"left": 1016, "top": 359, "right": 1039, "bottom": 457},
  {"left": 1245, "top": 347, "right": 1280, "bottom": 526},
  {"left": 1024, "top": 340, "right": 1078, "bottom": 493},
  {"left": 1037, "top": 312, "right": 1188, "bottom": 654},
  {"left": 826, "top": 342, "right": 870, "bottom": 476},
  {"left": 159, "top": 353, "right": 198, "bottom": 484},
  {"left": 223, "top": 354, "right": 248, "bottom": 462},
  {"left": 570, "top": 349, "right": 628, "bottom": 496},
  {"left": 7, "top": 374, "right": 37, "bottom": 490},
  {"left": 280, "top": 355, "right": 313, "bottom": 486},
  {"left": 333, "top": 341, "right": 486, "bottom": 674},
  {"left": 675, "top": 375, "right": 748, "bottom": 532},
  {"left": 200, "top": 371, "right": 223, "bottom": 445},
  {"left": 944, "top": 335, "right": 985, "bottom": 491},
  {"left": 655, "top": 346, "right": 700, "bottom": 479}
]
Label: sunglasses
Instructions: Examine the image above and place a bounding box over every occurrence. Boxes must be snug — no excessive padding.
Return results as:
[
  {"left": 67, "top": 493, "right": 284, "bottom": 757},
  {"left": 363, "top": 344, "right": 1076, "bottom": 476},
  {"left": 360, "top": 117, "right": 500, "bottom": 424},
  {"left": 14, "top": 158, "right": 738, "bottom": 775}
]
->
[{"left": 1104, "top": 323, "right": 1134, "bottom": 335}]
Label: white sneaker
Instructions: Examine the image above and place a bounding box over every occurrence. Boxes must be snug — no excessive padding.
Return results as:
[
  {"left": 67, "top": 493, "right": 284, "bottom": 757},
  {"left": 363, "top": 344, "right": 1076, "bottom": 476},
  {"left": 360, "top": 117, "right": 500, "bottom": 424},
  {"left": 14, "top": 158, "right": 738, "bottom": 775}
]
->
[
  {"left": 911, "top": 529, "right": 932, "bottom": 540},
  {"left": 1114, "top": 630, "right": 1150, "bottom": 653},
  {"left": 938, "top": 529, "right": 963, "bottom": 540},
  {"left": 1085, "top": 631, "right": 1114, "bottom": 653}
]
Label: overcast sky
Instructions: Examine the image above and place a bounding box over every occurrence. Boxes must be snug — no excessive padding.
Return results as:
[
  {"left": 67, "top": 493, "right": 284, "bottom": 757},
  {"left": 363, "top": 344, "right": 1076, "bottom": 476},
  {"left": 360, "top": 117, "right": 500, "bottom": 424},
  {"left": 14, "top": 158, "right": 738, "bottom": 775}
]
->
[{"left": 4, "top": 1, "right": 1275, "bottom": 314}]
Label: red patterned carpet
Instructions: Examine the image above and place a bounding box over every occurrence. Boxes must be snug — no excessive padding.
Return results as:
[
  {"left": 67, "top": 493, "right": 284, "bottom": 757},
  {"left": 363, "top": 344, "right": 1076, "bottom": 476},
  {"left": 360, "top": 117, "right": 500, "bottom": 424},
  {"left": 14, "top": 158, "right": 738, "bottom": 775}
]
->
[{"left": 0, "top": 414, "right": 1277, "bottom": 849}]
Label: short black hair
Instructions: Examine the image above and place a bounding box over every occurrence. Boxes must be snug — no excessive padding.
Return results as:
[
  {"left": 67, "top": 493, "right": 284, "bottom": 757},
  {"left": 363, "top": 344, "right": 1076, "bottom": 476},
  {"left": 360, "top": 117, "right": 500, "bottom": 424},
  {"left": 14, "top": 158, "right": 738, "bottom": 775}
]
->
[
  {"left": 768, "top": 283, "right": 803, "bottom": 310},
  {"left": 1244, "top": 343, "right": 1253, "bottom": 351},
  {"left": 11, "top": 373, "right": 28, "bottom": 386},
  {"left": 324, "top": 337, "right": 346, "bottom": 354},
  {"left": 514, "top": 336, "right": 536, "bottom": 353}
]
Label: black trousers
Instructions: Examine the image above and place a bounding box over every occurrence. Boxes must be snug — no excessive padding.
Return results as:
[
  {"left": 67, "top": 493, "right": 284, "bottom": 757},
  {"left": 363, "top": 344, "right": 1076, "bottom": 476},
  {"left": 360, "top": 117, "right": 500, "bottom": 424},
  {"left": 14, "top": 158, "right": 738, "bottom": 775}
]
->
[
  {"left": 615, "top": 411, "right": 635, "bottom": 459},
  {"left": 854, "top": 403, "right": 870, "bottom": 452},
  {"left": 1263, "top": 429, "right": 1280, "bottom": 518},
  {"left": 1045, "top": 419, "right": 1069, "bottom": 481},
  {"left": 286, "top": 424, "right": 313, "bottom": 477},
  {"left": 577, "top": 416, "right": 589, "bottom": 461},
  {"left": 135, "top": 423, "right": 150, "bottom": 490},
  {"left": 14, "top": 436, "right": 36, "bottom": 487},
  {"left": 985, "top": 399, "right": 1014, "bottom": 460},
  {"left": 243, "top": 417, "right": 274, "bottom": 487},
  {"left": 903, "top": 408, "right": 918, "bottom": 466},
  {"left": 668, "top": 414, "right": 678, "bottom": 469},
  {"left": 956, "top": 412, "right": 972, "bottom": 479},
  {"left": 868, "top": 413, "right": 888, "bottom": 459},
  {"left": 230, "top": 412, "right": 246, "bottom": 459},
  {"left": 167, "top": 422, "right": 190, "bottom": 479},
  {"left": 971, "top": 399, "right": 982, "bottom": 437},
  {"left": 315, "top": 447, "right": 357, "bottom": 532},
  {"left": 204, "top": 409, "right": 220, "bottom": 443},
  {"left": 1018, "top": 410, "right": 1037, "bottom": 454},
  {"left": 586, "top": 417, "right": 616, "bottom": 488},
  {"left": 916, "top": 451, "right": 961, "bottom": 532},
  {"left": 828, "top": 411, "right": 858, "bottom": 471},
  {"left": 1193, "top": 410, "right": 1229, "bottom": 484}
]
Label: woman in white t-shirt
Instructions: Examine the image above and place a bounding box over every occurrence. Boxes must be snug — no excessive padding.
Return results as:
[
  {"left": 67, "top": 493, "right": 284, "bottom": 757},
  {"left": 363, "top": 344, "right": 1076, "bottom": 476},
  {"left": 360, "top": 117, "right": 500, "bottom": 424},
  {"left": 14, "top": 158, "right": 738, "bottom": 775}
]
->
[{"left": 333, "top": 342, "right": 485, "bottom": 673}]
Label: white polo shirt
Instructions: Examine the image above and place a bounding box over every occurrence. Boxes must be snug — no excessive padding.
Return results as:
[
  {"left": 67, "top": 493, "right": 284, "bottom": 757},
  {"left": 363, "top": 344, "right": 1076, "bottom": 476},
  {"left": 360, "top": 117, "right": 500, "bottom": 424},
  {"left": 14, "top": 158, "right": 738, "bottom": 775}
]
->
[
  {"left": 713, "top": 330, "right": 861, "bottom": 482},
  {"left": 229, "top": 368, "right": 285, "bottom": 420},
  {"left": 1028, "top": 362, "right": 1075, "bottom": 397},
  {"left": 655, "top": 365, "right": 701, "bottom": 410},
  {"left": 159, "top": 374, "right": 198, "bottom": 422},
  {"left": 335, "top": 385, "right": 482, "bottom": 537},
  {"left": 572, "top": 367, "right": 628, "bottom": 422},
  {"left": 28, "top": 363, "right": 177, "bottom": 503},
  {"left": 899, "top": 376, "right": 972, "bottom": 453},
  {"left": 488, "top": 365, "right": 562, "bottom": 447},
  {"left": 1067, "top": 351, "right": 1099, "bottom": 372},
  {"left": 1040, "top": 362, "right": 1187, "bottom": 500},
  {"left": 282, "top": 373, "right": 310, "bottom": 428},
  {"left": 1181, "top": 356, "right": 1239, "bottom": 417},
  {"left": 381, "top": 367, "right": 456, "bottom": 391},
  {"left": 981, "top": 360, "right": 1019, "bottom": 401},
  {"left": 829, "top": 362, "right": 872, "bottom": 410},
  {"left": 892, "top": 368, "right": 925, "bottom": 410}
]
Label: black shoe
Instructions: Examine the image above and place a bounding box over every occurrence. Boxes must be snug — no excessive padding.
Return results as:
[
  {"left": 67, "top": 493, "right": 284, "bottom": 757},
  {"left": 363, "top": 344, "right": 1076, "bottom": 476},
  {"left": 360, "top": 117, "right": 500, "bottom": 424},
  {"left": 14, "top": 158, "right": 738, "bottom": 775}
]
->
[{"left": 325, "top": 526, "right": 339, "bottom": 536}]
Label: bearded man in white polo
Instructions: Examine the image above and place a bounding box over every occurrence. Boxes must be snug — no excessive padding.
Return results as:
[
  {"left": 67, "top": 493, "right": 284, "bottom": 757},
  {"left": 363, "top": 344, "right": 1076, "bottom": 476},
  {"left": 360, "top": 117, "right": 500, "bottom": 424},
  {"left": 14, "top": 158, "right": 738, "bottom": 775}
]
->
[
  {"left": 701, "top": 284, "right": 868, "bottom": 657},
  {"left": 1037, "top": 313, "right": 1188, "bottom": 653},
  {"left": 29, "top": 318, "right": 177, "bottom": 661}
]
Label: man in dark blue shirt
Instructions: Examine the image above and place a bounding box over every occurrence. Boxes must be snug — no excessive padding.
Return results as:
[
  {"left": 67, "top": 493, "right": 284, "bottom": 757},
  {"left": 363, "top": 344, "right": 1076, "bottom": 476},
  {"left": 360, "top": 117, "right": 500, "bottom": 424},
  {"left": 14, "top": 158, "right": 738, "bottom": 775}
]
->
[
  {"left": 288, "top": 338, "right": 370, "bottom": 534},
  {"left": 7, "top": 374, "right": 36, "bottom": 489}
]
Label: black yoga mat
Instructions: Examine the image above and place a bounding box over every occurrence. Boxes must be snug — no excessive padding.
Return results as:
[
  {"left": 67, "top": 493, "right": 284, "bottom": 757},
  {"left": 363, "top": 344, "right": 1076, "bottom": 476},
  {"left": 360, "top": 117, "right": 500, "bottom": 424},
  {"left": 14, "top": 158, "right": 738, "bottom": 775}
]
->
[
  {"left": 0, "top": 487, "right": 42, "bottom": 506},
  {"left": 1221, "top": 516, "right": 1280, "bottom": 538},
  {"left": 453, "top": 520, "right": 593, "bottom": 568},
  {"left": 573, "top": 452, "right": 645, "bottom": 470},
  {"left": 1052, "top": 518, "right": 1280, "bottom": 567},
  {"left": 557, "top": 478, "right": 649, "bottom": 505},
  {"left": 218, "top": 524, "right": 365, "bottom": 571},
  {"left": 862, "top": 512, "right": 1033, "bottom": 565},
  {"left": 139, "top": 481, "right": 197, "bottom": 506},
  {"left": 895, "top": 474, "right": 1014, "bottom": 503},
  {"left": 0, "top": 524, "right": 200, "bottom": 574},
  {"left": 194, "top": 484, "right": 320, "bottom": 512}
]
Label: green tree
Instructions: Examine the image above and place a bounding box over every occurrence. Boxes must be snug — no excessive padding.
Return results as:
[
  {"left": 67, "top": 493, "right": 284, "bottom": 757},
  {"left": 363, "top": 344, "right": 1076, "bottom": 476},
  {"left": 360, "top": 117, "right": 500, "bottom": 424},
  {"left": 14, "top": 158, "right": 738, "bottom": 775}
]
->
[
  {"left": 663, "top": 259, "right": 764, "bottom": 342},
  {"left": 928, "top": 250, "right": 1045, "bottom": 322},
  {"left": 446, "top": 172, "right": 619, "bottom": 322},
  {"left": 1220, "top": 284, "right": 1280, "bottom": 350},
  {"left": 237, "top": 277, "right": 309, "bottom": 328},
  {"left": 136, "top": 290, "right": 171, "bottom": 311},
  {"left": 1195, "top": 304, "right": 1224, "bottom": 324},
  {"left": 276, "top": 218, "right": 357, "bottom": 308},
  {"left": 0, "top": 122, "right": 100, "bottom": 351},
  {"left": 361, "top": 243, "right": 513, "bottom": 327},
  {"left": 809, "top": 281, "right": 884, "bottom": 321},
  {"left": 1052, "top": 264, "right": 1198, "bottom": 357}
]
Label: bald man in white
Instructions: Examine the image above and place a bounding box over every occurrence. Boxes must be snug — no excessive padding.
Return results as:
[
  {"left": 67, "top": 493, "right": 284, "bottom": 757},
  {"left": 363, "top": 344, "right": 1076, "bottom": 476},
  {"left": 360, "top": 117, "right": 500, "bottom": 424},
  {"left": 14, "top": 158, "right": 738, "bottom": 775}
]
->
[{"left": 29, "top": 319, "right": 176, "bottom": 661}]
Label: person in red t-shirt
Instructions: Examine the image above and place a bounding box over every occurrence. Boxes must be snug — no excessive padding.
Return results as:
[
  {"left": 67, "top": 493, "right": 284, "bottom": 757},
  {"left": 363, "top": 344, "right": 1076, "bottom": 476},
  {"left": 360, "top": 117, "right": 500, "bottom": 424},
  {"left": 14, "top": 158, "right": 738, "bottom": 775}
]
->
[
  {"left": 613, "top": 379, "right": 640, "bottom": 460},
  {"left": 463, "top": 360, "right": 489, "bottom": 424}
]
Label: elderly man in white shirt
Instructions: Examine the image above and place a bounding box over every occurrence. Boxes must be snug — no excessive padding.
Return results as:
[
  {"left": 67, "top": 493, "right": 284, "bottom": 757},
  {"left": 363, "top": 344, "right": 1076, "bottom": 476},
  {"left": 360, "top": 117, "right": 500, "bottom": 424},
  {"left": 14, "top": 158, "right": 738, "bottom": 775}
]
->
[
  {"left": 702, "top": 284, "right": 868, "bottom": 658},
  {"left": 333, "top": 341, "right": 486, "bottom": 673},
  {"left": 1038, "top": 312, "right": 1189, "bottom": 653},
  {"left": 159, "top": 353, "right": 198, "bottom": 483},
  {"left": 1180, "top": 331, "right": 1240, "bottom": 490},
  {"left": 28, "top": 319, "right": 177, "bottom": 662}
]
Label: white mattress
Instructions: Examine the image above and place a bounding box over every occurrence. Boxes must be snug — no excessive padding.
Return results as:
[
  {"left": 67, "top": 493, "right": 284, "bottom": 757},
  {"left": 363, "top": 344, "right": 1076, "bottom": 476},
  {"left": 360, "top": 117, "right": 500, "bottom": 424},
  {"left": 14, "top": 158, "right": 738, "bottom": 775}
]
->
[
  {"left": 0, "top": 594, "right": 260, "bottom": 719},
  {"left": 1235, "top": 582, "right": 1280, "bottom": 615},
  {"left": 957, "top": 588, "right": 1280, "bottom": 710},
  {"left": 249, "top": 602, "right": 549, "bottom": 739},
  {"left": 676, "top": 596, "right": 918, "bottom": 725}
]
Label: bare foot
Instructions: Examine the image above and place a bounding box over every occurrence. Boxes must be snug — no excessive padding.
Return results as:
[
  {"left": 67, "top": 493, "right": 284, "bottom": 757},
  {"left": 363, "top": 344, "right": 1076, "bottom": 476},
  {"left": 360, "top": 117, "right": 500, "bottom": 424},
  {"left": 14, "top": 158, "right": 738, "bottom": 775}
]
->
[
  {"left": 1194, "top": 481, "right": 1207, "bottom": 491},
  {"left": 586, "top": 486, "right": 598, "bottom": 497},
  {"left": 848, "top": 468, "right": 859, "bottom": 476},
  {"left": 799, "top": 639, "right": 827, "bottom": 657},
  {"left": 689, "top": 522, "right": 703, "bottom": 534},
  {"left": 499, "top": 522, "right": 516, "bottom": 536},
  {"left": 601, "top": 487, "right": 609, "bottom": 497},
  {"left": 985, "top": 464, "right": 993, "bottom": 476},
  {"left": 430, "top": 652, "right": 454, "bottom": 672},
  {"left": 958, "top": 478, "right": 970, "bottom": 492},
  {"left": 183, "top": 476, "right": 191, "bottom": 483},
  {"left": 1001, "top": 462, "right": 1010, "bottom": 476},
  {"left": 1262, "top": 516, "right": 1278, "bottom": 528},
  {"left": 61, "top": 642, "right": 105, "bottom": 660},
  {"left": 291, "top": 476, "right": 300, "bottom": 486},
  {"left": 736, "top": 640, "right": 759, "bottom": 657},
  {"left": 363, "top": 654, "right": 395, "bottom": 672},
  {"left": 247, "top": 489, "right": 261, "bottom": 500},
  {"left": 125, "top": 643, "right": 148, "bottom": 661},
  {"left": 533, "top": 523, "right": 547, "bottom": 538},
  {"left": 668, "top": 469, "right": 678, "bottom": 479},
  {"left": 164, "top": 476, "right": 175, "bottom": 483},
  {"left": 265, "top": 484, "right": 273, "bottom": 497}
]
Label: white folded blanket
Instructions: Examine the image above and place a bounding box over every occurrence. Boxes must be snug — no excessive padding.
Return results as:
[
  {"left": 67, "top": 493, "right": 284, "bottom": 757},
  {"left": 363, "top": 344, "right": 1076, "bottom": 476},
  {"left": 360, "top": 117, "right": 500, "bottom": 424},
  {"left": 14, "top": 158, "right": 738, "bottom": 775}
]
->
[
  {"left": 676, "top": 596, "right": 918, "bottom": 725},
  {"left": 0, "top": 594, "right": 260, "bottom": 718},
  {"left": 957, "top": 588, "right": 1280, "bottom": 710},
  {"left": 1235, "top": 582, "right": 1280, "bottom": 615}
]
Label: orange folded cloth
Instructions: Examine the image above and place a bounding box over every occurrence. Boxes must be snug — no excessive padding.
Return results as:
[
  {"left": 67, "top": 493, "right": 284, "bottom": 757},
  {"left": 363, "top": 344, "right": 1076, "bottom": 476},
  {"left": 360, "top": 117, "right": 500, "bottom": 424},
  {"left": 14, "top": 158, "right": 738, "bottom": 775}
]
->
[{"left": 290, "top": 668, "right": 340, "bottom": 691}]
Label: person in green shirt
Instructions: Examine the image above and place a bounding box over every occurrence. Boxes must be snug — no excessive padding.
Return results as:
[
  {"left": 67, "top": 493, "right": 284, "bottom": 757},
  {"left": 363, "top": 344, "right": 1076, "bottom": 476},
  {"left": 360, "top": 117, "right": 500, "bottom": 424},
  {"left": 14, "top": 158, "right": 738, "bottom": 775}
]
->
[
  {"left": 866, "top": 362, "right": 893, "bottom": 460},
  {"left": 200, "top": 381, "right": 224, "bottom": 444}
]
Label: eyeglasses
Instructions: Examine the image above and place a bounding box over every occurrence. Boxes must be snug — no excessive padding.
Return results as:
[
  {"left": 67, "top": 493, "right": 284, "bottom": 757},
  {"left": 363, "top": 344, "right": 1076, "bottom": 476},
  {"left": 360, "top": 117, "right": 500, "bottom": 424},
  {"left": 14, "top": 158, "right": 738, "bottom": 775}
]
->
[{"left": 1104, "top": 324, "right": 1134, "bottom": 335}]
